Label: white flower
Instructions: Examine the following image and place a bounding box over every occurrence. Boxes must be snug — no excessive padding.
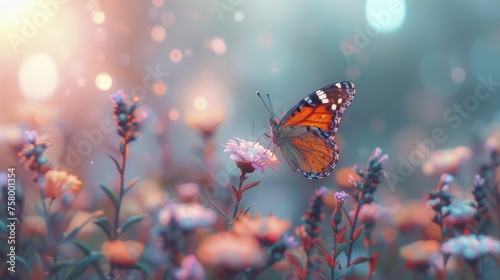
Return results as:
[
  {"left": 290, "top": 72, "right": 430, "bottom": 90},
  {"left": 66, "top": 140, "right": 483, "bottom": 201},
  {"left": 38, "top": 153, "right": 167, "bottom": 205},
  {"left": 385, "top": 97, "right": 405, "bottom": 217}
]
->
[
  {"left": 441, "top": 235, "right": 500, "bottom": 261},
  {"left": 159, "top": 203, "right": 217, "bottom": 230},
  {"left": 223, "top": 137, "right": 280, "bottom": 173}
]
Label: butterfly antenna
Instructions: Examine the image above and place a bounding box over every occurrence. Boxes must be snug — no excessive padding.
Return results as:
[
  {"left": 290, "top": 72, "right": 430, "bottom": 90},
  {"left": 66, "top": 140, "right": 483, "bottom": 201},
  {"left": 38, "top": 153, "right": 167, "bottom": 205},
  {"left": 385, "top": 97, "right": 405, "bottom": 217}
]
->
[
  {"left": 266, "top": 92, "right": 275, "bottom": 118},
  {"left": 256, "top": 91, "right": 274, "bottom": 118}
]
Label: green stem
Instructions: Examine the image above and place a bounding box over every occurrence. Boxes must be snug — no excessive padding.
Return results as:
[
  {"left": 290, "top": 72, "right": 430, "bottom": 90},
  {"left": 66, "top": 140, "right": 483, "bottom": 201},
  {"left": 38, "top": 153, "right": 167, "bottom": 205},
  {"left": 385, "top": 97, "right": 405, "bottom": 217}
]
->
[
  {"left": 230, "top": 172, "right": 246, "bottom": 228},
  {"left": 347, "top": 193, "right": 362, "bottom": 266},
  {"left": 109, "top": 140, "right": 129, "bottom": 279},
  {"left": 366, "top": 229, "right": 373, "bottom": 280},
  {"left": 331, "top": 226, "right": 337, "bottom": 280}
]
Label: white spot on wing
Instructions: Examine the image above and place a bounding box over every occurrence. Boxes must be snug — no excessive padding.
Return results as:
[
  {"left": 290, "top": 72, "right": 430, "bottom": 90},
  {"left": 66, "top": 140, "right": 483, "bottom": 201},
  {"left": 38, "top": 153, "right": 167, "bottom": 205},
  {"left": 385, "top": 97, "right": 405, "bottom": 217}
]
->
[
  {"left": 322, "top": 99, "right": 329, "bottom": 104},
  {"left": 335, "top": 83, "right": 341, "bottom": 88},
  {"left": 331, "top": 104, "right": 337, "bottom": 110},
  {"left": 337, "top": 98, "right": 342, "bottom": 104}
]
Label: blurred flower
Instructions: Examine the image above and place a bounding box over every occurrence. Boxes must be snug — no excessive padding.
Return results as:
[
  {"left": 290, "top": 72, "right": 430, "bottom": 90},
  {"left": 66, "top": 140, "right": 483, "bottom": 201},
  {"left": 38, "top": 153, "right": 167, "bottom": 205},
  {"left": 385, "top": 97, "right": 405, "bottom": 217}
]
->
[
  {"left": 441, "top": 235, "right": 500, "bottom": 262},
  {"left": 223, "top": 137, "right": 280, "bottom": 173},
  {"left": 186, "top": 115, "right": 223, "bottom": 139},
  {"left": 111, "top": 90, "right": 145, "bottom": 143},
  {"left": 472, "top": 174, "right": 488, "bottom": 224},
  {"left": 19, "top": 130, "right": 51, "bottom": 173},
  {"left": 422, "top": 146, "right": 472, "bottom": 176},
  {"left": 334, "top": 167, "right": 362, "bottom": 188},
  {"left": 392, "top": 200, "right": 434, "bottom": 231},
  {"left": 233, "top": 215, "right": 291, "bottom": 244},
  {"left": 175, "top": 255, "right": 205, "bottom": 280},
  {"left": 177, "top": 182, "right": 200, "bottom": 203},
  {"left": 356, "top": 203, "right": 384, "bottom": 226},
  {"left": 334, "top": 191, "right": 349, "bottom": 204},
  {"left": 43, "top": 170, "right": 83, "bottom": 200},
  {"left": 297, "top": 187, "right": 328, "bottom": 254},
  {"left": 101, "top": 240, "right": 144, "bottom": 268},
  {"left": 196, "top": 232, "right": 266, "bottom": 270},
  {"left": 442, "top": 201, "right": 475, "bottom": 227},
  {"left": 158, "top": 202, "right": 217, "bottom": 230},
  {"left": 399, "top": 240, "right": 440, "bottom": 270}
]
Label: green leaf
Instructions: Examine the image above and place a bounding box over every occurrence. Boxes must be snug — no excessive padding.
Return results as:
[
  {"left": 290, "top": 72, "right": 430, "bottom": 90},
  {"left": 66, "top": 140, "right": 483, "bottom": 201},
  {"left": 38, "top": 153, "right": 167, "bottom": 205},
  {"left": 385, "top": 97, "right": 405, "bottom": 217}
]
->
[
  {"left": 118, "top": 215, "right": 144, "bottom": 236},
  {"left": 243, "top": 202, "right": 255, "bottom": 215},
  {"left": 15, "top": 256, "right": 31, "bottom": 271},
  {"left": 49, "top": 260, "right": 75, "bottom": 276},
  {"left": 335, "top": 265, "right": 356, "bottom": 279},
  {"left": 106, "top": 153, "right": 121, "bottom": 172},
  {"left": 132, "top": 263, "right": 152, "bottom": 280},
  {"left": 93, "top": 217, "right": 112, "bottom": 240},
  {"left": 124, "top": 177, "right": 140, "bottom": 194},
  {"left": 241, "top": 181, "right": 260, "bottom": 193},
  {"left": 59, "top": 225, "right": 84, "bottom": 246},
  {"left": 73, "top": 240, "right": 93, "bottom": 255},
  {"left": 65, "top": 253, "right": 103, "bottom": 280},
  {"left": 334, "top": 242, "right": 350, "bottom": 259},
  {"left": 73, "top": 241, "right": 107, "bottom": 280},
  {"left": 99, "top": 182, "right": 119, "bottom": 210}
]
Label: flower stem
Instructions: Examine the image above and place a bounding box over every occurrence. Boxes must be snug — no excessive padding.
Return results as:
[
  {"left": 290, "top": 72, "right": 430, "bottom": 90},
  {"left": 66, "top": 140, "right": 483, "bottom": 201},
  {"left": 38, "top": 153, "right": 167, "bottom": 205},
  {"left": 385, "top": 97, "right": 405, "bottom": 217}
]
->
[
  {"left": 109, "top": 140, "right": 129, "bottom": 279},
  {"left": 331, "top": 226, "right": 337, "bottom": 280},
  {"left": 366, "top": 229, "right": 373, "bottom": 280},
  {"left": 231, "top": 171, "right": 247, "bottom": 225},
  {"left": 347, "top": 193, "right": 362, "bottom": 267}
]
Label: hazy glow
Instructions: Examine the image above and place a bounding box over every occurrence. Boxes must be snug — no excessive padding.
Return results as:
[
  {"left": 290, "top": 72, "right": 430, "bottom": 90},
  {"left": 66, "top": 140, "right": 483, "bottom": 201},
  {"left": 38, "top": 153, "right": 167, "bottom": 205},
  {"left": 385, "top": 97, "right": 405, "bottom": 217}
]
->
[
  {"left": 0, "top": 0, "right": 35, "bottom": 24},
  {"left": 170, "top": 49, "right": 182, "bottom": 62},
  {"left": 151, "top": 25, "right": 166, "bottom": 42},
  {"left": 35, "top": 109, "right": 52, "bottom": 125},
  {"left": 161, "top": 11, "right": 175, "bottom": 26},
  {"left": 234, "top": 11, "right": 245, "bottom": 22},
  {"left": 153, "top": 82, "right": 167, "bottom": 95},
  {"left": 91, "top": 10, "right": 106, "bottom": 25},
  {"left": 169, "top": 109, "right": 179, "bottom": 120},
  {"left": 193, "top": 96, "right": 207, "bottom": 111},
  {"left": 95, "top": 72, "right": 113, "bottom": 91},
  {"left": 152, "top": 0, "right": 164, "bottom": 8},
  {"left": 210, "top": 38, "right": 227, "bottom": 55},
  {"left": 365, "top": 0, "right": 406, "bottom": 34},
  {"left": 451, "top": 67, "right": 466, "bottom": 83},
  {"left": 19, "top": 53, "right": 58, "bottom": 101}
]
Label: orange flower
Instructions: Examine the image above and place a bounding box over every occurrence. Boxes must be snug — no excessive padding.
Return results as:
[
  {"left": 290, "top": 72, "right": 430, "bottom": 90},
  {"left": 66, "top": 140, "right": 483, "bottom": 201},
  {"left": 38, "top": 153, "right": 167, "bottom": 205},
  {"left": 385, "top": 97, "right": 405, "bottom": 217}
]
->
[
  {"left": 196, "top": 232, "right": 266, "bottom": 270},
  {"left": 101, "top": 240, "right": 144, "bottom": 268},
  {"left": 43, "top": 170, "right": 83, "bottom": 199},
  {"left": 400, "top": 240, "right": 440, "bottom": 270},
  {"left": 233, "top": 215, "right": 290, "bottom": 244}
]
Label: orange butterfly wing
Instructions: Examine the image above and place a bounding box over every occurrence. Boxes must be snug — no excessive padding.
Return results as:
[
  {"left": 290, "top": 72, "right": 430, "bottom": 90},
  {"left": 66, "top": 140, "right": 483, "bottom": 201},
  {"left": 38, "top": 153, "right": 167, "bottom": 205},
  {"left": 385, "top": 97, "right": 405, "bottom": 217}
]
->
[{"left": 270, "top": 82, "right": 355, "bottom": 179}]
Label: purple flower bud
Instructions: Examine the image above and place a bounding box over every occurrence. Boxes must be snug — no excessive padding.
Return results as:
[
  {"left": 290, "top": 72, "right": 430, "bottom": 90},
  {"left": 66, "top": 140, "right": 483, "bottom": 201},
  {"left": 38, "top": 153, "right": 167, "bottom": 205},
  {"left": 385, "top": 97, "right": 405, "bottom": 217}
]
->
[
  {"left": 334, "top": 191, "right": 349, "bottom": 203},
  {"left": 440, "top": 173, "right": 453, "bottom": 184},
  {"left": 110, "top": 90, "right": 126, "bottom": 104},
  {"left": 369, "top": 147, "right": 382, "bottom": 160},
  {"left": 24, "top": 130, "right": 38, "bottom": 144},
  {"left": 474, "top": 174, "right": 485, "bottom": 187},
  {"left": 379, "top": 154, "right": 389, "bottom": 166}
]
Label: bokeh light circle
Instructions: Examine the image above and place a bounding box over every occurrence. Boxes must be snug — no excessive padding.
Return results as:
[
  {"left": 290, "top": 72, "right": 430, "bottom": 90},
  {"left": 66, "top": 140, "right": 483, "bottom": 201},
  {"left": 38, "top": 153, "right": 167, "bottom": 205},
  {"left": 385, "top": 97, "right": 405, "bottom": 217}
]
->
[
  {"left": 170, "top": 49, "right": 183, "bottom": 62},
  {"left": 19, "top": 53, "right": 58, "bottom": 101},
  {"left": 95, "top": 72, "right": 113, "bottom": 91},
  {"left": 365, "top": 0, "right": 406, "bottom": 34},
  {"left": 193, "top": 96, "right": 207, "bottom": 111}
]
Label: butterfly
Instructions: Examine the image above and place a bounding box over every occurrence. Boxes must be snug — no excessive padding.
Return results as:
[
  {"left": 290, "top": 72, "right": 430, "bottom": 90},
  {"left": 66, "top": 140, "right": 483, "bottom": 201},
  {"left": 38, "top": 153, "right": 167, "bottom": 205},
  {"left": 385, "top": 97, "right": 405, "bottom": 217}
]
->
[{"left": 260, "top": 81, "right": 355, "bottom": 179}]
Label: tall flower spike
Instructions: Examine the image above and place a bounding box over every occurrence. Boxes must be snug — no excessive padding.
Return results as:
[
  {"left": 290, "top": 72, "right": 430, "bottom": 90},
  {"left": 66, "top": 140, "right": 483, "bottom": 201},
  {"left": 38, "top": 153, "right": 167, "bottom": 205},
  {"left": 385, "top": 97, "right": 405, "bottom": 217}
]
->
[{"left": 111, "top": 90, "right": 145, "bottom": 143}]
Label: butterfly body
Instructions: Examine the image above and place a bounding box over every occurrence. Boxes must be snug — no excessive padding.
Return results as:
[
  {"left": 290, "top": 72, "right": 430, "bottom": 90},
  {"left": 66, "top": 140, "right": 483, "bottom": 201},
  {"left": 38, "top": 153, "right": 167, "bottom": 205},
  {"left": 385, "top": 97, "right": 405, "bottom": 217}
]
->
[{"left": 269, "top": 81, "right": 355, "bottom": 179}]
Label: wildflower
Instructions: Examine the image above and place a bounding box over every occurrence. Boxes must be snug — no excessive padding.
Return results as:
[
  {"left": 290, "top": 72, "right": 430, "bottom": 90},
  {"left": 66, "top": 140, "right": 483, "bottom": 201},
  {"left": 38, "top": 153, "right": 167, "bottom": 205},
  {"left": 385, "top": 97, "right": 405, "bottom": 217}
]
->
[
  {"left": 175, "top": 255, "right": 205, "bottom": 280},
  {"left": 19, "top": 130, "right": 51, "bottom": 173},
  {"left": 110, "top": 90, "right": 146, "bottom": 143},
  {"left": 442, "top": 201, "right": 476, "bottom": 227},
  {"left": 263, "top": 233, "right": 299, "bottom": 270},
  {"left": 196, "top": 232, "right": 266, "bottom": 270},
  {"left": 223, "top": 137, "right": 280, "bottom": 173},
  {"left": 352, "top": 147, "right": 388, "bottom": 199},
  {"left": 331, "top": 191, "right": 349, "bottom": 227},
  {"left": 101, "top": 240, "right": 144, "bottom": 268},
  {"left": 392, "top": 201, "right": 434, "bottom": 231},
  {"left": 399, "top": 240, "right": 440, "bottom": 270},
  {"left": 177, "top": 182, "right": 200, "bottom": 203},
  {"left": 158, "top": 202, "right": 217, "bottom": 230},
  {"left": 357, "top": 203, "right": 383, "bottom": 228},
  {"left": 233, "top": 215, "right": 291, "bottom": 244},
  {"left": 186, "top": 113, "right": 224, "bottom": 139},
  {"left": 471, "top": 174, "right": 488, "bottom": 224},
  {"left": 42, "top": 170, "right": 83, "bottom": 201},
  {"left": 422, "top": 146, "right": 472, "bottom": 176},
  {"left": 441, "top": 235, "right": 500, "bottom": 262}
]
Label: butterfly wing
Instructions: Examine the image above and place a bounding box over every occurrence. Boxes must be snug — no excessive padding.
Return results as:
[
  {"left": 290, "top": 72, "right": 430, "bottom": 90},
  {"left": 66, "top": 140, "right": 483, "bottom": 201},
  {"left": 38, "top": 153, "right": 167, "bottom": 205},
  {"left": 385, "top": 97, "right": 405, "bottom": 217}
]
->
[{"left": 271, "top": 81, "right": 355, "bottom": 179}]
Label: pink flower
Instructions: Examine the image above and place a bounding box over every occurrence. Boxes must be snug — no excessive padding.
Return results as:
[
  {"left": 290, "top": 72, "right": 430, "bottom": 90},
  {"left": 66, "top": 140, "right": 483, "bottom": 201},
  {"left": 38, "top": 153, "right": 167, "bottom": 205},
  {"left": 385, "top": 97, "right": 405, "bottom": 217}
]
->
[
  {"left": 158, "top": 203, "right": 217, "bottom": 230},
  {"left": 422, "top": 146, "right": 472, "bottom": 176},
  {"left": 196, "top": 232, "right": 266, "bottom": 270},
  {"left": 175, "top": 255, "right": 205, "bottom": 280},
  {"left": 441, "top": 235, "right": 500, "bottom": 262},
  {"left": 334, "top": 191, "right": 349, "bottom": 204},
  {"left": 356, "top": 203, "right": 383, "bottom": 224},
  {"left": 223, "top": 137, "right": 280, "bottom": 173},
  {"left": 442, "top": 201, "right": 476, "bottom": 227},
  {"left": 400, "top": 240, "right": 440, "bottom": 269}
]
